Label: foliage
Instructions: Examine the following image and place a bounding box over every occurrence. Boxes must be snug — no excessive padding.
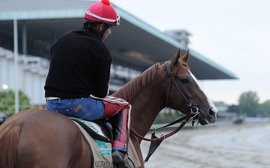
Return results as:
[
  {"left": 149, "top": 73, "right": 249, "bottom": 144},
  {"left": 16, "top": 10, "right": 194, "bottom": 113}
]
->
[
  {"left": 258, "top": 100, "right": 270, "bottom": 117},
  {"left": 0, "top": 90, "right": 31, "bottom": 116},
  {"left": 238, "top": 91, "right": 259, "bottom": 117}
]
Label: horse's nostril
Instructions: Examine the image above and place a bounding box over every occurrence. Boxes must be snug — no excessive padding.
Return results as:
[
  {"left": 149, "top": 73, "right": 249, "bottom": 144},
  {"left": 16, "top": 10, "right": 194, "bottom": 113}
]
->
[{"left": 209, "top": 108, "right": 216, "bottom": 116}]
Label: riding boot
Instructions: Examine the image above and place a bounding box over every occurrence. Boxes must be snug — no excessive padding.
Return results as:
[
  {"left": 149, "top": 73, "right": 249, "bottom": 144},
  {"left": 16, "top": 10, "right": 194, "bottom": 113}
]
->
[
  {"left": 111, "top": 107, "right": 130, "bottom": 151},
  {"left": 101, "top": 97, "right": 132, "bottom": 167}
]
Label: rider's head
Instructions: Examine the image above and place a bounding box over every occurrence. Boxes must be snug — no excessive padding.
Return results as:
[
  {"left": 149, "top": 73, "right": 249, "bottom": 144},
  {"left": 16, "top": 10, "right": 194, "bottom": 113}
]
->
[{"left": 83, "top": 0, "right": 120, "bottom": 41}]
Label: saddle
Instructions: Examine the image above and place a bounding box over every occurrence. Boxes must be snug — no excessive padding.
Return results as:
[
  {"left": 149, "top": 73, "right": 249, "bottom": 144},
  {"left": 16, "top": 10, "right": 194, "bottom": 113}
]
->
[
  {"left": 70, "top": 117, "right": 140, "bottom": 168},
  {"left": 70, "top": 117, "right": 113, "bottom": 142}
]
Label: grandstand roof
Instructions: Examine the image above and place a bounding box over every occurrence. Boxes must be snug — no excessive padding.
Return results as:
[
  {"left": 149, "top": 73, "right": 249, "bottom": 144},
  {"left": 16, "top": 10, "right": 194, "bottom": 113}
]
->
[{"left": 0, "top": 0, "right": 237, "bottom": 79}]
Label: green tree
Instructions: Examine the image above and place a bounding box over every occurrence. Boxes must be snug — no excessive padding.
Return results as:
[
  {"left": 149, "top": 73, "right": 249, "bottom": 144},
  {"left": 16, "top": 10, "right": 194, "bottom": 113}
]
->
[
  {"left": 0, "top": 90, "right": 31, "bottom": 116},
  {"left": 259, "top": 100, "right": 270, "bottom": 116},
  {"left": 238, "top": 91, "right": 259, "bottom": 117}
]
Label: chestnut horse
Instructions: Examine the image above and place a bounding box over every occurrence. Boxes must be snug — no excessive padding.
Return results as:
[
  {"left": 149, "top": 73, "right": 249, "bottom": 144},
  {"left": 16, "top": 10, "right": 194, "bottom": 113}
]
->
[{"left": 0, "top": 50, "right": 217, "bottom": 168}]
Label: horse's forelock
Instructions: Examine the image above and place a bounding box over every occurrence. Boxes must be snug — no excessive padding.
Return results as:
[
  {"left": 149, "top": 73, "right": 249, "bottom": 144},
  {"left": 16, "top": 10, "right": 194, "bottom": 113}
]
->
[{"left": 179, "top": 59, "right": 189, "bottom": 68}]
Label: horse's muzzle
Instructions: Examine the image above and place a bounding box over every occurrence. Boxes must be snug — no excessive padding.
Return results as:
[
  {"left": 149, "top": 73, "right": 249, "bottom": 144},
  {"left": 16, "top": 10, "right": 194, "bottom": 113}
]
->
[
  {"left": 198, "top": 107, "right": 217, "bottom": 125},
  {"left": 208, "top": 107, "right": 217, "bottom": 123}
]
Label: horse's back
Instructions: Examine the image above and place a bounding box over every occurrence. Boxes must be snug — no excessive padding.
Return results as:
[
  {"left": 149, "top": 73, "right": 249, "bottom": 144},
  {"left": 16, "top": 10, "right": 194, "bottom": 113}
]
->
[{"left": 0, "top": 109, "right": 91, "bottom": 168}]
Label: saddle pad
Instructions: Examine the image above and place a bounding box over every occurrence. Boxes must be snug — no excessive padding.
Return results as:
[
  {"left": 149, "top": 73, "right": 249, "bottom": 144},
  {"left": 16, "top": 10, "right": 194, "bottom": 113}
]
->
[
  {"left": 127, "top": 138, "right": 141, "bottom": 168},
  {"left": 74, "top": 121, "right": 113, "bottom": 168},
  {"left": 74, "top": 121, "right": 141, "bottom": 168}
]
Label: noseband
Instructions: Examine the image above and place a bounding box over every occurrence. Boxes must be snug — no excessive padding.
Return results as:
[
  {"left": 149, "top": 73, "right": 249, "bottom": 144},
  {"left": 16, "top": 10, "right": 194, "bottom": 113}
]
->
[{"left": 165, "top": 61, "right": 200, "bottom": 115}]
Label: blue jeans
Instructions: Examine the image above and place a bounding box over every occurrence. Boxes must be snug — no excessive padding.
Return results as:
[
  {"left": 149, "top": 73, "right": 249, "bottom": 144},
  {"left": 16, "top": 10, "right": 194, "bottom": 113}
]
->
[{"left": 46, "top": 98, "right": 105, "bottom": 121}]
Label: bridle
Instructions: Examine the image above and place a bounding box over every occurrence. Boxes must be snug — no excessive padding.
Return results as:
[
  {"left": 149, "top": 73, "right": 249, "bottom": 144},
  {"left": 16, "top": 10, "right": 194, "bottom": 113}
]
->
[
  {"left": 130, "top": 61, "right": 201, "bottom": 162},
  {"left": 130, "top": 61, "right": 200, "bottom": 142},
  {"left": 165, "top": 61, "right": 200, "bottom": 115}
]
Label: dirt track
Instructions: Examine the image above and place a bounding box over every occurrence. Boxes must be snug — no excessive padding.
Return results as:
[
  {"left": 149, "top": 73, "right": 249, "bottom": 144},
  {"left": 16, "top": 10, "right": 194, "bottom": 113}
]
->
[{"left": 140, "top": 121, "right": 270, "bottom": 168}]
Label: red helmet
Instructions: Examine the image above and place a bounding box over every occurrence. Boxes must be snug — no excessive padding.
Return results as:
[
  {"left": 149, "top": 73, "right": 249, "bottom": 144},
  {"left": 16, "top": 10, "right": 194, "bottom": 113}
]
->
[{"left": 84, "top": 0, "right": 120, "bottom": 26}]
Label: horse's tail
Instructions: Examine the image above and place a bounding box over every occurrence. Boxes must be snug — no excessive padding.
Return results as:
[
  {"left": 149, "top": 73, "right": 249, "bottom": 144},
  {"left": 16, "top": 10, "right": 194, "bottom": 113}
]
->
[{"left": 0, "top": 124, "right": 21, "bottom": 168}]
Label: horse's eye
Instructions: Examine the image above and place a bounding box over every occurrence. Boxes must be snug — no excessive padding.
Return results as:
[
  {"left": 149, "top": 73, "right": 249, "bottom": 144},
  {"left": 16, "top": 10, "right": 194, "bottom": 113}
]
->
[{"left": 180, "top": 78, "right": 189, "bottom": 83}]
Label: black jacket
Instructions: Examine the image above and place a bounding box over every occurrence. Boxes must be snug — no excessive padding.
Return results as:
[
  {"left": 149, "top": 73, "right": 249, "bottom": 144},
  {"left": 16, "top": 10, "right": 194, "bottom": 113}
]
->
[{"left": 44, "top": 29, "right": 111, "bottom": 98}]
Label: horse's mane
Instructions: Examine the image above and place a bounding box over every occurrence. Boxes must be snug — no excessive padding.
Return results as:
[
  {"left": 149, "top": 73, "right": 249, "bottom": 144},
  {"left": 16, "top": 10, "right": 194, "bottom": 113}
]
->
[{"left": 113, "top": 63, "right": 163, "bottom": 102}]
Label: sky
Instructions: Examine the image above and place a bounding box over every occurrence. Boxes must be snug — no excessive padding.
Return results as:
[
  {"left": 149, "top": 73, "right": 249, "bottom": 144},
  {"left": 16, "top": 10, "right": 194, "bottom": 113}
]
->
[{"left": 112, "top": 0, "right": 270, "bottom": 104}]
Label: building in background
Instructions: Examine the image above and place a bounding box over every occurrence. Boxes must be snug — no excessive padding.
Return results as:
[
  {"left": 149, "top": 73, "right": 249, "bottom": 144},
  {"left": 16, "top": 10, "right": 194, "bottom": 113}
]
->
[
  {"left": 164, "top": 29, "right": 192, "bottom": 50},
  {"left": 0, "top": 0, "right": 237, "bottom": 107}
]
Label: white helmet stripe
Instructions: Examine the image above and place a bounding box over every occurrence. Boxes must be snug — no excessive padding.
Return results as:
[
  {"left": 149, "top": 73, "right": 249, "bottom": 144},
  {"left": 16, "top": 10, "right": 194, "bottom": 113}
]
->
[{"left": 86, "top": 10, "right": 120, "bottom": 24}]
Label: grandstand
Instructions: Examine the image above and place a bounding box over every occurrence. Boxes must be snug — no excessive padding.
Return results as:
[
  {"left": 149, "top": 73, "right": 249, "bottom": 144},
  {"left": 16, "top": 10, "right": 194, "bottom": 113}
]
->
[{"left": 0, "top": 0, "right": 237, "bottom": 107}]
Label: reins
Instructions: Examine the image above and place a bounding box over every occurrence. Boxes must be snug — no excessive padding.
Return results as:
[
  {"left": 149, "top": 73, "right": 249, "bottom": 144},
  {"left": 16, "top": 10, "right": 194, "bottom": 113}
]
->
[
  {"left": 130, "top": 115, "right": 191, "bottom": 142},
  {"left": 130, "top": 61, "right": 201, "bottom": 162},
  {"left": 130, "top": 114, "right": 197, "bottom": 162}
]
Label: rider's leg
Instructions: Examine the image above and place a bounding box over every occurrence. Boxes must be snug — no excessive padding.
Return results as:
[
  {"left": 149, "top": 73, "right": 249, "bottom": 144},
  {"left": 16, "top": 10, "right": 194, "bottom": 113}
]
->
[
  {"left": 102, "top": 98, "right": 131, "bottom": 168},
  {"left": 103, "top": 102, "right": 131, "bottom": 152}
]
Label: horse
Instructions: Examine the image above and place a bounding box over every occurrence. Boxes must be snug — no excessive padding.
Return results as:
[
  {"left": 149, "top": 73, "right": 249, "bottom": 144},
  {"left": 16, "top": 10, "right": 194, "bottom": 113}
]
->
[{"left": 0, "top": 49, "right": 217, "bottom": 168}]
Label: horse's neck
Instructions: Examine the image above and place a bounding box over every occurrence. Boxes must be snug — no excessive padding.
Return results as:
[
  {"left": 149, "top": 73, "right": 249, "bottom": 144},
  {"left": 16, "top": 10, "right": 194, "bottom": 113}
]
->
[
  {"left": 130, "top": 83, "right": 164, "bottom": 136},
  {"left": 113, "top": 65, "right": 166, "bottom": 137}
]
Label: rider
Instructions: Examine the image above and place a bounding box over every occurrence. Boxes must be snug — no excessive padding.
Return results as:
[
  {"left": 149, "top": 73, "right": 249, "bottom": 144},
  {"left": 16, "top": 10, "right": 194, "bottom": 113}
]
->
[{"left": 44, "top": 0, "right": 131, "bottom": 167}]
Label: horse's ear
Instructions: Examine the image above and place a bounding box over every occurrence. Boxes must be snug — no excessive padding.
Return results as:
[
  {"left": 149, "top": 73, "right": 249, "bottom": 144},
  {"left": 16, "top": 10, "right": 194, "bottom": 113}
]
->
[
  {"left": 171, "top": 49, "right": 181, "bottom": 65},
  {"left": 181, "top": 49, "right": 190, "bottom": 63}
]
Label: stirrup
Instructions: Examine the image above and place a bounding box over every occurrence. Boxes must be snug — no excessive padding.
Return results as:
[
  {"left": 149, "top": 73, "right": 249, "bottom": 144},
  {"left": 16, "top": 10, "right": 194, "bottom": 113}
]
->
[{"left": 112, "top": 151, "right": 132, "bottom": 168}]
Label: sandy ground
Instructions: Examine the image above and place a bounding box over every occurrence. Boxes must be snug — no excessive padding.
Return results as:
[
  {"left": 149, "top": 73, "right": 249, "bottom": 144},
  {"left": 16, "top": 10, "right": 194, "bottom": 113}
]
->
[{"left": 140, "top": 121, "right": 270, "bottom": 168}]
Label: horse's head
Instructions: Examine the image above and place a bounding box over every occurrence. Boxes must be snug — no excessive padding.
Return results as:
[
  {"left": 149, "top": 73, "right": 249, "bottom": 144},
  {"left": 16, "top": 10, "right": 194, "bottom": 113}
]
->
[{"left": 163, "top": 49, "right": 218, "bottom": 125}]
